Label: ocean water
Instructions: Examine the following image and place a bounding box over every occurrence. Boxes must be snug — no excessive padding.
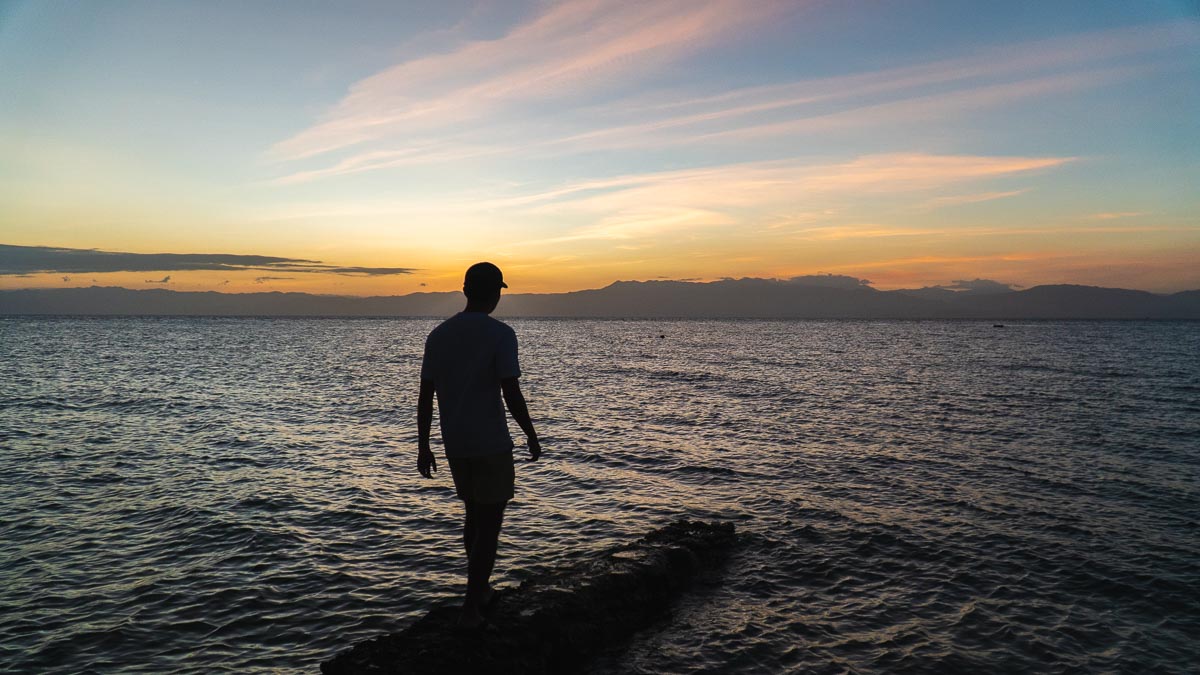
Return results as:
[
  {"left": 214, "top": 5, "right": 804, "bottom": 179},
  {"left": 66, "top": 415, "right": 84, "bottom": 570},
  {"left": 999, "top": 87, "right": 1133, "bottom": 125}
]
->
[{"left": 1, "top": 316, "right": 1198, "bottom": 673}]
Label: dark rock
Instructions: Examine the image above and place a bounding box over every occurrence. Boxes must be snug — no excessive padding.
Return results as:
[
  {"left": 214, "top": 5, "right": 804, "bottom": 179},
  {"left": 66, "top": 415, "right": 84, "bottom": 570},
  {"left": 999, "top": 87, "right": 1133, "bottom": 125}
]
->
[{"left": 321, "top": 520, "right": 736, "bottom": 674}]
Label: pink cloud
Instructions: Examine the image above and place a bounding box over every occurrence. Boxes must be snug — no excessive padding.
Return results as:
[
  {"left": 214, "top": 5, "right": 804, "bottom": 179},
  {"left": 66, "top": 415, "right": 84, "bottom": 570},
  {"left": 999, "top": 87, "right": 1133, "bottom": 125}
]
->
[
  {"left": 266, "top": 18, "right": 1195, "bottom": 184},
  {"left": 921, "top": 190, "right": 1027, "bottom": 209},
  {"left": 504, "top": 153, "right": 1072, "bottom": 244},
  {"left": 270, "top": 0, "right": 789, "bottom": 162}
]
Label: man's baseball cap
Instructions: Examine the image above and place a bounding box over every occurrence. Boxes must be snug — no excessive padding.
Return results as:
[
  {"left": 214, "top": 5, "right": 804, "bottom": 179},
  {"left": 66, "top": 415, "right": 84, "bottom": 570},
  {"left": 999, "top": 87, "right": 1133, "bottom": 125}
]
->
[{"left": 464, "top": 262, "right": 507, "bottom": 289}]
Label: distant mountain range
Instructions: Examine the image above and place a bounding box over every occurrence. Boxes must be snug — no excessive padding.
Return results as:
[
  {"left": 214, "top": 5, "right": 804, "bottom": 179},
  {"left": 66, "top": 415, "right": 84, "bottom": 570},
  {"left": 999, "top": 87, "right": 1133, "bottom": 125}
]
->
[{"left": 3, "top": 277, "right": 1199, "bottom": 319}]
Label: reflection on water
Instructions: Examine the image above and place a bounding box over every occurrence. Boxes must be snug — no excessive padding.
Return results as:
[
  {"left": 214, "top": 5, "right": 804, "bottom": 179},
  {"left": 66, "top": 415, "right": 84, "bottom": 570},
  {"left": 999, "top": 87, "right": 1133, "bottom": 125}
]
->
[{"left": 1, "top": 317, "right": 1198, "bottom": 672}]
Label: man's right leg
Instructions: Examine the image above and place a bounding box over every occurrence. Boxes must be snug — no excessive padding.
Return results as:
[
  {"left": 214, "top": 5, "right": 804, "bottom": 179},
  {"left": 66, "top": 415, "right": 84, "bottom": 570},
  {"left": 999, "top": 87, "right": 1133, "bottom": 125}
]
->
[{"left": 460, "top": 499, "right": 506, "bottom": 627}]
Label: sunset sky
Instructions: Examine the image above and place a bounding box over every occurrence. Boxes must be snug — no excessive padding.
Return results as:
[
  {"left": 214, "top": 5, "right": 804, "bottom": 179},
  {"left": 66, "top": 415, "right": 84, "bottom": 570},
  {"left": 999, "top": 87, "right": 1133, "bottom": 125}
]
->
[{"left": 1, "top": 0, "right": 1198, "bottom": 295}]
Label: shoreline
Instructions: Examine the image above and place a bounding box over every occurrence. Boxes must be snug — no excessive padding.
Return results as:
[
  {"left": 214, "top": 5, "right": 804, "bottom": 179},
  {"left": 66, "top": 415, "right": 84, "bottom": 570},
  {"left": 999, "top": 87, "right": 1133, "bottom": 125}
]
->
[{"left": 320, "top": 520, "right": 736, "bottom": 674}]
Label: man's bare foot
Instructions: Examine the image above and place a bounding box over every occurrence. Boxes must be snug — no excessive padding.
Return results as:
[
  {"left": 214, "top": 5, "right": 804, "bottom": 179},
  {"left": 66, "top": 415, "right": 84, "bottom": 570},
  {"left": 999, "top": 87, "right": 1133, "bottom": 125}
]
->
[
  {"left": 457, "top": 585, "right": 496, "bottom": 629},
  {"left": 456, "top": 608, "right": 487, "bottom": 630}
]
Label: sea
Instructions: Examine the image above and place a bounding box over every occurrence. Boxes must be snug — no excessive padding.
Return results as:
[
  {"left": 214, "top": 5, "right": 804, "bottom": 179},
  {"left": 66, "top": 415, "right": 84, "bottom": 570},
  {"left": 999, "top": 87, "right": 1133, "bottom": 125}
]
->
[{"left": 1, "top": 316, "right": 1197, "bottom": 673}]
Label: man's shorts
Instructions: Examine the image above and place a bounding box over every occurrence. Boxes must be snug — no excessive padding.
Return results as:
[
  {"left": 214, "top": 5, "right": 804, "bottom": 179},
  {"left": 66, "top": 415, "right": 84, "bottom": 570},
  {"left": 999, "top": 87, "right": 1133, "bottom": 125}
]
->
[{"left": 448, "top": 450, "right": 515, "bottom": 504}]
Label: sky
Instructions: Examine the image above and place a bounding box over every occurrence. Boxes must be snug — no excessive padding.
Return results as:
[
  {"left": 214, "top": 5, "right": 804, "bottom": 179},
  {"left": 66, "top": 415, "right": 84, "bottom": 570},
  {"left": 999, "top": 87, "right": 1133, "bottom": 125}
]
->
[{"left": 1, "top": 0, "right": 1198, "bottom": 295}]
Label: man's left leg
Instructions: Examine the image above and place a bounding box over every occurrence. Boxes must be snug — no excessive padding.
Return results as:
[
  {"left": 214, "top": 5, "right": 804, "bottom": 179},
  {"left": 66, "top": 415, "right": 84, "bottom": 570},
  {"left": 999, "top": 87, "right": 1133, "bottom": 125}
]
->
[{"left": 463, "top": 501, "right": 477, "bottom": 556}]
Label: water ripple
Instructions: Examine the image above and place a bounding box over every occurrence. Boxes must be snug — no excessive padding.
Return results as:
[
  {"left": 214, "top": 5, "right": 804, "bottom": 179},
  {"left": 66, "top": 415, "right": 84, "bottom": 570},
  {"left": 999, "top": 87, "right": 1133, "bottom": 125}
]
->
[{"left": 1, "top": 317, "right": 1197, "bottom": 673}]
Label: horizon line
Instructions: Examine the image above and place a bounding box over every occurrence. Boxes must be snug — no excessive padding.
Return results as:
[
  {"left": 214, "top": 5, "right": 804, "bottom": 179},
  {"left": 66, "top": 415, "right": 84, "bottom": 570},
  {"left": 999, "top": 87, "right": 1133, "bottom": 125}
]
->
[{"left": 3, "top": 278, "right": 1199, "bottom": 298}]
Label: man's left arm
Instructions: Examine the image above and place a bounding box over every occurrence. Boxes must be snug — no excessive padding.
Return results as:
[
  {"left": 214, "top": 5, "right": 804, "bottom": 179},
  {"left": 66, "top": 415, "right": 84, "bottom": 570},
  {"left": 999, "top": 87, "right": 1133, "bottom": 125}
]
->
[
  {"left": 501, "top": 377, "right": 541, "bottom": 461},
  {"left": 497, "top": 329, "right": 539, "bottom": 461}
]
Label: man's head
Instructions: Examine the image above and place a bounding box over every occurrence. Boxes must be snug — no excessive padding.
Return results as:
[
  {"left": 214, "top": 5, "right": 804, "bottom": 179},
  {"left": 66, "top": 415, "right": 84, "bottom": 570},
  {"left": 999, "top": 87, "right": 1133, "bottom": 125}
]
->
[{"left": 463, "top": 262, "right": 507, "bottom": 311}]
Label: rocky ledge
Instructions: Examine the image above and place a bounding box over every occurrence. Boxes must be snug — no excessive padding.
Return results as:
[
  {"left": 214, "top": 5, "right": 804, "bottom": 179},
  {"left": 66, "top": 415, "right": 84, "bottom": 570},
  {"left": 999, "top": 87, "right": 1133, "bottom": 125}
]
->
[{"left": 321, "top": 520, "right": 736, "bottom": 674}]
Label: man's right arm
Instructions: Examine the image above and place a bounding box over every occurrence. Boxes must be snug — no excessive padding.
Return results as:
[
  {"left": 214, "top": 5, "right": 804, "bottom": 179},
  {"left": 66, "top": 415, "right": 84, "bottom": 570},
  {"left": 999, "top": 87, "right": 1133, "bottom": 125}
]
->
[
  {"left": 501, "top": 377, "right": 541, "bottom": 461},
  {"left": 417, "top": 378, "right": 437, "bottom": 477}
]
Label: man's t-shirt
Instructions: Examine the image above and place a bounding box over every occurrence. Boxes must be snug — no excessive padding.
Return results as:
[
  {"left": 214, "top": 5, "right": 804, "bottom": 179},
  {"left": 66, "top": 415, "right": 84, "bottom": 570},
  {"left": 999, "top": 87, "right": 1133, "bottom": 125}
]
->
[{"left": 420, "top": 312, "right": 520, "bottom": 458}]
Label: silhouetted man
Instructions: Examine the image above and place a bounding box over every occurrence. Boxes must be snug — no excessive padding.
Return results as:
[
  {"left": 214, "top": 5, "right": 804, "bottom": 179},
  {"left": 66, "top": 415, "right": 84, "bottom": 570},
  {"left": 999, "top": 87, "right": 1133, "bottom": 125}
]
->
[{"left": 417, "top": 262, "right": 542, "bottom": 630}]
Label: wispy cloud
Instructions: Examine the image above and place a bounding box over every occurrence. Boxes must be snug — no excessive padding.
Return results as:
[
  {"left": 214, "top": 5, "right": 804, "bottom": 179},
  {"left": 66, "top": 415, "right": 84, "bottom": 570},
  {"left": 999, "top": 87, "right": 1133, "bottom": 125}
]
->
[
  {"left": 270, "top": 0, "right": 789, "bottom": 163},
  {"left": 508, "top": 154, "right": 1066, "bottom": 209},
  {"left": 251, "top": 151, "right": 1075, "bottom": 250},
  {"left": 267, "top": 18, "right": 1194, "bottom": 184},
  {"left": 792, "top": 224, "right": 947, "bottom": 241},
  {"left": 792, "top": 222, "right": 1193, "bottom": 242},
  {"left": 1088, "top": 211, "right": 1145, "bottom": 220},
  {"left": 653, "top": 19, "right": 1195, "bottom": 145},
  {"left": 780, "top": 221, "right": 1179, "bottom": 242},
  {"left": 794, "top": 154, "right": 1067, "bottom": 193},
  {"left": 921, "top": 190, "right": 1026, "bottom": 209},
  {"left": 823, "top": 252, "right": 1066, "bottom": 272},
  {"left": 504, "top": 153, "right": 1071, "bottom": 243},
  {"left": 0, "top": 244, "right": 417, "bottom": 276},
  {"left": 692, "top": 66, "right": 1139, "bottom": 144},
  {"left": 326, "top": 266, "right": 423, "bottom": 276},
  {"left": 938, "top": 279, "right": 1019, "bottom": 292}
]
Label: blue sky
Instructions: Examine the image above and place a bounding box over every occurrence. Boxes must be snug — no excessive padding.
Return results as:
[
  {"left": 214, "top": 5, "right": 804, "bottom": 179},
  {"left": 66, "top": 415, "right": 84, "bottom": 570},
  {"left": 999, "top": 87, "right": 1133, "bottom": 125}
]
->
[{"left": 1, "top": 1, "right": 1197, "bottom": 293}]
